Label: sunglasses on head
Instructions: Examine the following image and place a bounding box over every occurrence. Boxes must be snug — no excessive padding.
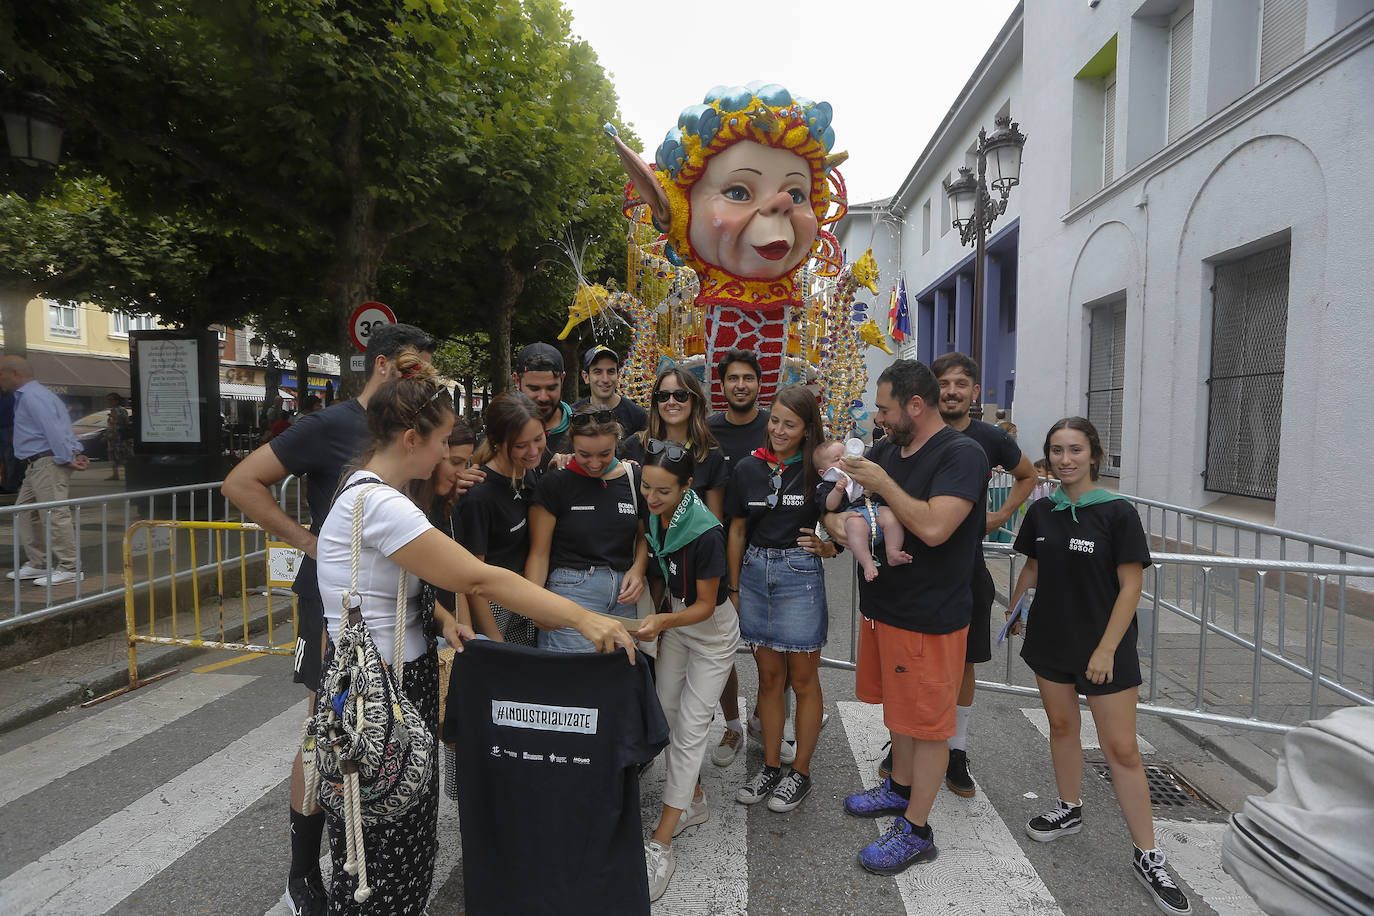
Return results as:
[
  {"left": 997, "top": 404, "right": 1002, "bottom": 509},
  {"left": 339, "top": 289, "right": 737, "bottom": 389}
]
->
[
  {"left": 653, "top": 389, "right": 692, "bottom": 404},
  {"left": 570, "top": 409, "right": 617, "bottom": 428},
  {"left": 645, "top": 438, "right": 689, "bottom": 462}
]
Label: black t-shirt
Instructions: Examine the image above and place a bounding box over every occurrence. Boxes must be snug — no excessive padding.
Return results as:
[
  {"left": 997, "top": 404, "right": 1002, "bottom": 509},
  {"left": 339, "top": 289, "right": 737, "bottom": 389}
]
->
[
  {"left": 1014, "top": 497, "right": 1151, "bottom": 672},
  {"left": 572, "top": 396, "right": 649, "bottom": 437},
  {"left": 619, "top": 435, "right": 729, "bottom": 502},
  {"left": 955, "top": 419, "right": 1022, "bottom": 473},
  {"left": 538, "top": 405, "right": 574, "bottom": 472},
  {"left": 725, "top": 456, "right": 822, "bottom": 549},
  {"left": 455, "top": 466, "right": 536, "bottom": 572},
  {"left": 446, "top": 640, "right": 669, "bottom": 916},
  {"left": 856, "top": 427, "right": 989, "bottom": 634},
  {"left": 647, "top": 523, "right": 728, "bottom": 606},
  {"left": 708, "top": 409, "right": 770, "bottom": 475},
  {"left": 268, "top": 398, "right": 368, "bottom": 604},
  {"left": 534, "top": 466, "right": 644, "bottom": 572}
]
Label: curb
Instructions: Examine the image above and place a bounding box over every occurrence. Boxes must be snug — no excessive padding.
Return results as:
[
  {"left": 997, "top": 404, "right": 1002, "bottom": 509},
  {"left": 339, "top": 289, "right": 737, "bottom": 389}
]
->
[{"left": 1160, "top": 716, "right": 1280, "bottom": 792}]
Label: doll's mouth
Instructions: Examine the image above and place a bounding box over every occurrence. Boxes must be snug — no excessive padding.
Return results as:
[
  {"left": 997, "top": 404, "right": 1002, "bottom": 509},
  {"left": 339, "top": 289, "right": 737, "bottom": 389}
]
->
[{"left": 753, "top": 241, "right": 791, "bottom": 260}]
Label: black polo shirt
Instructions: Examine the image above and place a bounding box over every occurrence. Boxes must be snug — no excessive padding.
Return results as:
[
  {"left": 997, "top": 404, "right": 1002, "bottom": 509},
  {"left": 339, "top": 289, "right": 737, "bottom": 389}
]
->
[
  {"left": 708, "top": 409, "right": 770, "bottom": 474},
  {"left": 572, "top": 396, "right": 648, "bottom": 437},
  {"left": 725, "top": 456, "right": 822, "bottom": 549},
  {"left": 856, "top": 427, "right": 988, "bottom": 634},
  {"left": 534, "top": 467, "right": 644, "bottom": 571},
  {"left": 619, "top": 436, "right": 729, "bottom": 501},
  {"left": 455, "top": 466, "right": 536, "bottom": 572},
  {"left": 646, "top": 523, "right": 728, "bottom": 606}
]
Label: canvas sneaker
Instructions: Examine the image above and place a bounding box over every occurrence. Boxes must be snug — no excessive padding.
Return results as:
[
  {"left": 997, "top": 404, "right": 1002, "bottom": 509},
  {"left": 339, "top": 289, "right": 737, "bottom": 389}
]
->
[
  {"left": 877, "top": 741, "right": 892, "bottom": 781},
  {"left": 766, "top": 770, "right": 812, "bottom": 813},
  {"left": 282, "top": 873, "right": 326, "bottom": 916},
  {"left": 711, "top": 726, "right": 743, "bottom": 766},
  {"left": 1025, "top": 799, "right": 1083, "bottom": 842},
  {"left": 6, "top": 563, "right": 47, "bottom": 580},
  {"left": 645, "top": 839, "right": 675, "bottom": 902},
  {"left": 735, "top": 765, "right": 784, "bottom": 805},
  {"left": 857, "top": 816, "right": 939, "bottom": 875},
  {"left": 33, "top": 569, "right": 82, "bottom": 586},
  {"left": 844, "top": 778, "right": 908, "bottom": 818},
  {"left": 945, "top": 748, "right": 976, "bottom": 797},
  {"left": 673, "top": 790, "right": 709, "bottom": 837},
  {"left": 1133, "top": 846, "right": 1192, "bottom": 915}
]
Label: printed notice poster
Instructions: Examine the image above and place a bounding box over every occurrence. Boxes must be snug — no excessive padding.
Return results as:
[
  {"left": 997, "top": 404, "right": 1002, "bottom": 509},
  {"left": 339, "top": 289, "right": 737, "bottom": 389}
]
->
[{"left": 138, "top": 338, "right": 201, "bottom": 443}]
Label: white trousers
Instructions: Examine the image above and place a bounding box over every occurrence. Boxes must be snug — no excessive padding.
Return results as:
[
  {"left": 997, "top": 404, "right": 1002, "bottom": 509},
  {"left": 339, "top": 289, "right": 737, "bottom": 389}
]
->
[{"left": 656, "top": 602, "right": 741, "bottom": 811}]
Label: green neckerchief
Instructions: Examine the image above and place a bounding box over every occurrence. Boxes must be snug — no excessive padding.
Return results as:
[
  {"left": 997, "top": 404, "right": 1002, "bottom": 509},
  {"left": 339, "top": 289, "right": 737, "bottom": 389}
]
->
[
  {"left": 547, "top": 401, "right": 573, "bottom": 436},
  {"left": 1048, "top": 486, "right": 1127, "bottom": 522},
  {"left": 647, "top": 488, "right": 721, "bottom": 586}
]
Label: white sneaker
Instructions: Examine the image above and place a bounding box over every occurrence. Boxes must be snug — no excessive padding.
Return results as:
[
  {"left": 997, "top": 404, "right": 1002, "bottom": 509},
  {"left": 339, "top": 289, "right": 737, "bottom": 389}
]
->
[
  {"left": 780, "top": 738, "right": 797, "bottom": 766},
  {"left": 711, "top": 726, "right": 743, "bottom": 766},
  {"left": 673, "top": 790, "right": 709, "bottom": 837},
  {"left": 645, "top": 839, "right": 675, "bottom": 902},
  {"left": 33, "top": 570, "right": 82, "bottom": 586},
  {"left": 7, "top": 564, "right": 46, "bottom": 580}
]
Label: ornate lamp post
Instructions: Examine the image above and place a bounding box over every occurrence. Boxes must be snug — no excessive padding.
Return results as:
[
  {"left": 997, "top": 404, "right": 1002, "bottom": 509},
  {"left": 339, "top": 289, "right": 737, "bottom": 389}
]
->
[
  {"left": 944, "top": 112, "right": 1026, "bottom": 420},
  {"left": 248, "top": 334, "right": 284, "bottom": 421},
  {"left": 2, "top": 89, "right": 65, "bottom": 200}
]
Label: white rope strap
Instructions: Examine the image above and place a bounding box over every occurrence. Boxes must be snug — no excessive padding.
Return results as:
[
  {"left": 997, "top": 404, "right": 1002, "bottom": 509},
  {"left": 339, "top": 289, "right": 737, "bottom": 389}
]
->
[{"left": 299, "top": 717, "right": 320, "bottom": 816}]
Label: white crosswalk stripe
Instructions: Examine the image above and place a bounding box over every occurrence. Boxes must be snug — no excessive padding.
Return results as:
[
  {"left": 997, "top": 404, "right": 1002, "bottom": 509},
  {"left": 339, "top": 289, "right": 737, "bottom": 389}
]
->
[
  {"left": 1155, "top": 819, "right": 1263, "bottom": 916},
  {"left": 0, "top": 672, "right": 255, "bottom": 809},
  {"left": 838, "top": 701, "right": 1064, "bottom": 915},
  {"left": 1019, "top": 706, "right": 1158, "bottom": 755}
]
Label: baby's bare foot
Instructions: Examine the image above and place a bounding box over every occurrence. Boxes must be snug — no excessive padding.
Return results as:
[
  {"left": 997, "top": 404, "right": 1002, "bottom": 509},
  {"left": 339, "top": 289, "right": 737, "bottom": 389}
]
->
[{"left": 885, "top": 549, "right": 913, "bottom": 567}]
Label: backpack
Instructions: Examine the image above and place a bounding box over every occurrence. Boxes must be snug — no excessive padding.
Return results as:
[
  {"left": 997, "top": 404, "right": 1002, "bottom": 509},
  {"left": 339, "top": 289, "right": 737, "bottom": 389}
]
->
[{"left": 301, "top": 480, "right": 435, "bottom": 904}]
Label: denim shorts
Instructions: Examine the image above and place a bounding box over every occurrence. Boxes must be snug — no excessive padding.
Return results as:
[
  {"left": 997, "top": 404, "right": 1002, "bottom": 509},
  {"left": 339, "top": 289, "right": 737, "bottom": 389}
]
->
[
  {"left": 538, "top": 565, "right": 638, "bottom": 653},
  {"left": 852, "top": 503, "right": 884, "bottom": 546},
  {"left": 737, "top": 545, "right": 828, "bottom": 652}
]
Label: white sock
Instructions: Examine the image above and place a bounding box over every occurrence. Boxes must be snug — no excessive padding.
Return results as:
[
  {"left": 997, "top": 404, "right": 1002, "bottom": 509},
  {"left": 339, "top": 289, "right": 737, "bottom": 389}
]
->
[
  {"left": 949, "top": 704, "right": 972, "bottom": 751},
  {"left": 725, "top": 718, "right": 742, "bottom": 734}
]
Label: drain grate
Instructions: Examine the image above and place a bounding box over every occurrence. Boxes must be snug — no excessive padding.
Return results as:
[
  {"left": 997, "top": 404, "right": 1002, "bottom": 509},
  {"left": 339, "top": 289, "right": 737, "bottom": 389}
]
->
[{"left": 1090, "top": 762, "right": 1220, "bottom": 812}]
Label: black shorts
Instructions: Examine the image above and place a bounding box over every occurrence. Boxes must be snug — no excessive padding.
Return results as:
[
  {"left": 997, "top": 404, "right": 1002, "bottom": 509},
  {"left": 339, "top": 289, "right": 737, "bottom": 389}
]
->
[
  {"left": 293, "top": 593, "right": 325, "bottom": 693},
  {"left": 965, "top": 562, "right": 994, "bottom": 664},
  {"left": 1027, "top": 658, "right": 1142, "bottom": 697}
]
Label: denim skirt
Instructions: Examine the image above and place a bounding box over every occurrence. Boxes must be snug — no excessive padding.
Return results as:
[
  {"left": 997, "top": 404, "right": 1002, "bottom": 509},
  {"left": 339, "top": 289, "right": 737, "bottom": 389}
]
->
[
  {"left": 737, "top": 545, "right": 828, "bottom": 652},
  {"left": 538, "top": 565, "right": 637, "bottom": 653}
]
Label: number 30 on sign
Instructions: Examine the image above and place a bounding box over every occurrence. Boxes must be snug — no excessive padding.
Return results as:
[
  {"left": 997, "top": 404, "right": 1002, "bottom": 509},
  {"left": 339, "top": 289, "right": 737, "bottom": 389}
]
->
[{"left": 349, "top": 301, "right": 397, "bottom": 352}]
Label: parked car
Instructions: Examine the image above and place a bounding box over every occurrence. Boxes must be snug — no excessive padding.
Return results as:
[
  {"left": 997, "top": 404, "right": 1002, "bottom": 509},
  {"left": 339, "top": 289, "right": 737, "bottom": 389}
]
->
[{"left": 71, "top": 408, "right": 134, "bottom": 460}]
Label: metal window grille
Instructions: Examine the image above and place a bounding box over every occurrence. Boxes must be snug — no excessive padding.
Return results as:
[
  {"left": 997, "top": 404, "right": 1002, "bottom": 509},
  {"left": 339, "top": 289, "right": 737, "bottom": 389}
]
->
[
  {"left": 1167, "top": 10, "right": 1193, "bottom": 143},
  {"left": 1103, "top": 76, "right": 1117, "bottom": 185},
  {"left": 1087, "top": 299, "right": 1126, "bottom": 477},
  {"left": 1260, "top": 0, "right": 1307, "bottom": 81},
  {"left": 1205, "top": 243, "right": 1290, "bottom": 500}
]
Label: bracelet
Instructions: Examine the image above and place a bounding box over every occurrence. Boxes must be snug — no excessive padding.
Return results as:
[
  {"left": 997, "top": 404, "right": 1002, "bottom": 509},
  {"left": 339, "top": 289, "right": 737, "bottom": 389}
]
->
[{"left": 727, "top": 586, "right": 739, "bottom": 593}]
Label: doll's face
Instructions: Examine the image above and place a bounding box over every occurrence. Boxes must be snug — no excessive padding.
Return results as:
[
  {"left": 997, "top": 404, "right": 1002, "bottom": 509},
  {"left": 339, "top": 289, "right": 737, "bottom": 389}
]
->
[{"left": 687, "top": 141, "right": 818, "bottom": 280}]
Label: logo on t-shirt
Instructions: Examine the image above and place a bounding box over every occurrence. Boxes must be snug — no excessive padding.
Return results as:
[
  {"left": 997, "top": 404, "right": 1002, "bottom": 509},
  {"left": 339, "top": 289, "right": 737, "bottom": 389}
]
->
[
  {"left": 781, "top": 494, "right": 804, "bottom": 507},
  {"left": 492, "top": 700, "right": 600, "bottom": 734},
  {"left": 618, "top": 502, "right": 635, "bottom": 515},
  {"left": 510, "top": 519, "right": 527, "bottom": 533},
  {"left": 571, "top": 505, "right": 594, "bottom": 511},
  {"left": 1069, "top": 537, "right": 1095, "bottom": 554}
]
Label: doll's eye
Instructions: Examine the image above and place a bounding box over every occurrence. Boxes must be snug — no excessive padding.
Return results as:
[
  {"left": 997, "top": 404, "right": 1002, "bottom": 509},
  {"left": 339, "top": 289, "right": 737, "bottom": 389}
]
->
[
  {"left": 789, "top": 188, "right": 806, "bottom": 204},
  {"left": 723, "top": 186, "right": 750, "bottom": 202}
]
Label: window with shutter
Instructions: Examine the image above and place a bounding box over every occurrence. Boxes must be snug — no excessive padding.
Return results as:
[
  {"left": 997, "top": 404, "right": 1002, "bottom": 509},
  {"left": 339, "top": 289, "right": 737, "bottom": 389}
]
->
[
  {"left": 1087, "top": 299, "right": 1126, "bottom": 477},
  {"left": 1103, "top": 75, "right": 1117, "bottom": 186},
  {"left": 1259, "top": 0, "right": 1306, "bottom": 81},
  {"left": 1167, "top": 9, "right": 1193, "bottom": 143},
  {"left": 1205, "top": 244, "right": 1289, "bottom": 499}
]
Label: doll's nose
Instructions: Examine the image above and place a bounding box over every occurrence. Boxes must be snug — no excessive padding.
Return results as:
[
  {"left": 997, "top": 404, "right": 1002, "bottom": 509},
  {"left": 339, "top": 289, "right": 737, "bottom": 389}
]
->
[{"left": 762, "top": 190, "right": 794, "bottom": 216}]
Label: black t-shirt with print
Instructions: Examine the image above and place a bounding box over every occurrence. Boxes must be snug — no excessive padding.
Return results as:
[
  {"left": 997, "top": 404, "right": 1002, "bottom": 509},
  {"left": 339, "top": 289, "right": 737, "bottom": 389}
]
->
[
  {"left": 708, "top": 409, "right": 770, "bottom": 474},
  {"left": 856, "top": 427, "right": 989, "bottom": 634},
  {"left": 455, "top": 466, "right": 537, "bottom": 572},
  {"left": 725, "top": 456, "right": 822, "bottom": 549},
  {"left": 1014, "top": 497, "right": 1151, "bottom": 674},
  {"left": 646, "top": 523, "right": 728, "bottom": 607},
  {"left": 572, "top": 396, "right": 649, "bottom": 437},
  {"left": 446, "top": 640, "right": 669, "bottom": 916},
  {"left": 534, "top": 466, "right": 644, "bottom": 571},
  {"left": 268, "top": 398, "right": 368, "bottom": 604},
  {"left": 619, "top": 435, "right": 729, "bottom": 502}
]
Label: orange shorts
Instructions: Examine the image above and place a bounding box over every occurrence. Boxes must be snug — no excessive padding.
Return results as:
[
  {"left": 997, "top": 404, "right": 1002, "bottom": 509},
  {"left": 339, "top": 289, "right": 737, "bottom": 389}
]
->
[{"left": 856, "top": 618, "right": 968, "bottom": 740}]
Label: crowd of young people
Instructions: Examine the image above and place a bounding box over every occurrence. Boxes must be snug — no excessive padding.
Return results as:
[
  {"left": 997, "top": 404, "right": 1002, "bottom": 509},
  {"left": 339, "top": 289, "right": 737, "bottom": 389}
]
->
[{"left": 224, "top": 332, "right": 1189, "bottom": 916}]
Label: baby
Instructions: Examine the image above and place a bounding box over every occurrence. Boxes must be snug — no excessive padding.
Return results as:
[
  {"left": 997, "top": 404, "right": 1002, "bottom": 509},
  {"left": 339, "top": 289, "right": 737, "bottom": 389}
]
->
[{"left": 814, "top": 440, "right": 912, "bottom": 582}]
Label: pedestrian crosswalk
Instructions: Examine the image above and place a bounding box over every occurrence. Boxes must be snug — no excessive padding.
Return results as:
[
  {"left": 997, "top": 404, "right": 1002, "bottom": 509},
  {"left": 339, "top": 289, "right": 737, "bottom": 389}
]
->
[{"left": 0, "top": 664, "right": 1266, "bottom": 916}]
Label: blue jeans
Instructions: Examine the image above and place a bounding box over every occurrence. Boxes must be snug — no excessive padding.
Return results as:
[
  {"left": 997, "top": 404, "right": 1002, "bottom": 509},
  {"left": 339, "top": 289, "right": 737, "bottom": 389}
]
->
[
  {"left": 538, "top": 566, "right": 637, "bottom": 653},
  {"left": 737, "top": 545, "right": 828, "bottom": 652}
]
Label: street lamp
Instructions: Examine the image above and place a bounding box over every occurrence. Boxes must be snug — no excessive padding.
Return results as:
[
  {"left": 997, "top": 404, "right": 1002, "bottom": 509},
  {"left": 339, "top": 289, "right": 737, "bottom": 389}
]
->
[
  {"left": 248, "top": 335, "right": 284, "bottom": 419},
  {"left": 2, "top": 90, "right": 64, "bottom": 167},
  {"left": 944, "top": 112, "right": 1027, "bottom": 420}
]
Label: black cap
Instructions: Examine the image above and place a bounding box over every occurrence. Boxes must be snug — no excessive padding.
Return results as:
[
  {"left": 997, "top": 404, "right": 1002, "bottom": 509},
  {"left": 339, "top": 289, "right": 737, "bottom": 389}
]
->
[
  {"left": 515, "top": 342, "right": 564, "bottom": 374},
  {"left": 583, "top": 344, "right": 620, "bottom": 370}
]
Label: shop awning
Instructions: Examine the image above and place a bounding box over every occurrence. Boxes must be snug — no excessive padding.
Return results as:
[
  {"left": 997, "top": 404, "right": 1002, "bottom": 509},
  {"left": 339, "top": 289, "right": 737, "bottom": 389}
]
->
[
  {"left": 220, "top": 382, "right": 267, "bottom": 402},
  {"left": 26, "top": 351, "right": 130, "bottom": 398}
]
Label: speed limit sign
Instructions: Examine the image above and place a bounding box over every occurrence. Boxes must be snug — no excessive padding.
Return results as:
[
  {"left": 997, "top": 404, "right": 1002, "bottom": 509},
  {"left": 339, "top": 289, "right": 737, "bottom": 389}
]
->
[{"left": 349, "top": 302, "right": 397, "bottom": 352}]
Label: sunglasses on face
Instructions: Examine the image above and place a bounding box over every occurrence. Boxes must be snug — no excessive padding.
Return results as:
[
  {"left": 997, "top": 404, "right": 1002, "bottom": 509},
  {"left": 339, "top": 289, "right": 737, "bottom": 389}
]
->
[
  {"left": 570, "top": 409, "right": 617, "bottom": 428},
  {"left": 645, "top": 438, "right": 689, "bottom": 462},
  {"left": 653, "top": 389, "right": 692, "bottom": 404},
  {"left": 766, "top": 470, "right": 783, "bottom": 509}
]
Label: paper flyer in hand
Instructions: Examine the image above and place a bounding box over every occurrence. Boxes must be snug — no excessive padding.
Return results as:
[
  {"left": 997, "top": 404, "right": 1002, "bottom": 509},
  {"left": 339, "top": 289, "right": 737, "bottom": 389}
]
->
[{"left": 997, "top": 589, "right": 1034, "bottom": 645}]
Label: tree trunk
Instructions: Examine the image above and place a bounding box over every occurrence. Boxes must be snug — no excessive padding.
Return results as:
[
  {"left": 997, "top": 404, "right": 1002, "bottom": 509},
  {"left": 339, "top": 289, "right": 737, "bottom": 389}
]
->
[
  {"left": 288, "top": 345, "right": 312, "bottom": 405},
  {"left": 490, "top": 255, "right": 527, "bottom": 394},
  {"left": 0, "top": 282, "right": 34, "bottom": 356}
]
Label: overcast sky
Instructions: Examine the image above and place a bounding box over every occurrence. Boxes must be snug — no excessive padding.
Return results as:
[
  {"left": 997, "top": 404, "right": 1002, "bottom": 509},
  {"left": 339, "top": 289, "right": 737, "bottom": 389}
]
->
[{"left": 561, "top": 0, "right": 1021, "bottom": 206}]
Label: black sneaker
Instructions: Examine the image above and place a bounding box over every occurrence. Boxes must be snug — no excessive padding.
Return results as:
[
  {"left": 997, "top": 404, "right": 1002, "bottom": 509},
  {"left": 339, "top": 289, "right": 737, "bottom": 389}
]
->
[
  {"left": 1133, "top": 846, "right": 1192, "bottom": 915},
  {"left": 766, "top": 770, "right": 812, "bottom": 812},
  {"left": 945, "top": 748, "right": 975, "bottom": 797},
  {"left": 877, "top": 741, "right": 892, "bottom": 781},
  {"left": 283, "top": 873, "right": 326, "bottom": 916},
  {"left": 1025, "top": 799, "right": 1083, "bottom": 842},
  {"left": 736, "top": 765, "right": 784, "bottom": 805}
]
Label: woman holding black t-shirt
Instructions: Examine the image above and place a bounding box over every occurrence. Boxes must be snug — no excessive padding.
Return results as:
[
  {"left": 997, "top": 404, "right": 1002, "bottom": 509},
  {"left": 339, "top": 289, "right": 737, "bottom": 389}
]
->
[
  {"left": 727, "top": 385, "right": 837, "bottom": 814},
  {"left": 1009, "top": 417, "right": 1190, "bottom": 916},
  {"left": 620, "top": 367, "right": 728, "bottom": 519},
  {"left": 526, "top": 406, "right": 648, "bottom": 652},
  {"left": 457, "top": 393, "right": 546, "bottom": 646},
  {"left": 634, "top": 440, "right": 740, "bottom": 901}
]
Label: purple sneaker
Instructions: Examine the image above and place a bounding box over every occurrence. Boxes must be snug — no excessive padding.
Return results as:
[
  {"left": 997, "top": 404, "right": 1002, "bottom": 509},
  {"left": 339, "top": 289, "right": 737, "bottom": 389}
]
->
[
  {"left": 844, "top": 778, "right": 908, "bottom": 818},
  {"left": 857, "top": 816, "right": 939, "bottom": 875}
]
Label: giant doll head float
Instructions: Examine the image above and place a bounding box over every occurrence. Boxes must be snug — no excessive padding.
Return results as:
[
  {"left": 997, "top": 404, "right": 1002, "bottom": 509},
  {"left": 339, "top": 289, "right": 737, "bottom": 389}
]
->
[{"left": 607, "top": 82, "right": 847, "bottom": 409}]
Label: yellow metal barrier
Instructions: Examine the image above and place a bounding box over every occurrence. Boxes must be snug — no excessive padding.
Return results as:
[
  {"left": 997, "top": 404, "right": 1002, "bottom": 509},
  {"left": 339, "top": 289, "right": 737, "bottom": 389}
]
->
[{"left": 92, "top": 520, "right": 304, "bottom": 704}]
